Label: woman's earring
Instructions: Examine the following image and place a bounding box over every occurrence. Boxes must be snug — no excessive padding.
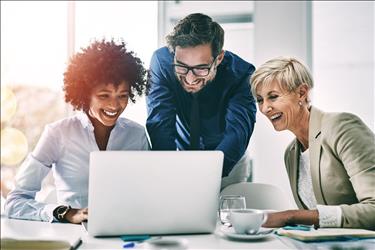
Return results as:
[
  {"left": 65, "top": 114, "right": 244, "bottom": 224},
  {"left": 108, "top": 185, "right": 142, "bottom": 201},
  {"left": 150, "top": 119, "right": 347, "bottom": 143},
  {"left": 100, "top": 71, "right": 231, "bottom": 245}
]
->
[{"left": 298, "top": 101, "right": 303, "bottom": 106}]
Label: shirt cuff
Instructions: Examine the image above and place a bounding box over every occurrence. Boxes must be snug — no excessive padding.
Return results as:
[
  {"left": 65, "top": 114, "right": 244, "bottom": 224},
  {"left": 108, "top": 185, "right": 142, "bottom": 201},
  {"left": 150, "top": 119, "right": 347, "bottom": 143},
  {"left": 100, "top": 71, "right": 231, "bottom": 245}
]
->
[
  {"left": 317, "top": 205, "right": 342, "bottom": 228},
  {"left": 41, "top": 203, "right": 60, "bottom": 222}
]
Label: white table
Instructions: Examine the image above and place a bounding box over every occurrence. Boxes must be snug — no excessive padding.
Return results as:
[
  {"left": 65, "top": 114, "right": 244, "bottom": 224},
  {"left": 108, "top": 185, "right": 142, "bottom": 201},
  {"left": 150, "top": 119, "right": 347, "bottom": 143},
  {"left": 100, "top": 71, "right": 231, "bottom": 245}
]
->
[
  {"left": 1, "top": 217, "right": 291, "bottom": 249},
  {"left": 4, "top": 217, "right": 375, "bottom": 250}
]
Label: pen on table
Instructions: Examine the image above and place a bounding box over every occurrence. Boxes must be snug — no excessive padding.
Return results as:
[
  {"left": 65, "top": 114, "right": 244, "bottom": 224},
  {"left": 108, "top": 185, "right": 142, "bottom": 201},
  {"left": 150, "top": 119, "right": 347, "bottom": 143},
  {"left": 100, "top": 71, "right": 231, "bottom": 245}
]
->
[
  {"left": 123, "top": 236, "right": 162, "bottom": 248},
  {"left": 123, "top": 242, "right": 136, "bottom": 248},
  {"left": 282, "top": 224, "right": 315, "bottom": 231}
]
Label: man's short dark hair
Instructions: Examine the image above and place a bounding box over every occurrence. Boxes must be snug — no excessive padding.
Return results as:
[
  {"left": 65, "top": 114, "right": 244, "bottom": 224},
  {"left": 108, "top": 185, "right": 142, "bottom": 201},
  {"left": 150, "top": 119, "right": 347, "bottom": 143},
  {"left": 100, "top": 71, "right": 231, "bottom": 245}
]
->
[
  {"left": 166, "top": 13, "right": 224, "bottom": 58},
  {"left": 63, "top": 39, "right": 148, "bottom": 111}
]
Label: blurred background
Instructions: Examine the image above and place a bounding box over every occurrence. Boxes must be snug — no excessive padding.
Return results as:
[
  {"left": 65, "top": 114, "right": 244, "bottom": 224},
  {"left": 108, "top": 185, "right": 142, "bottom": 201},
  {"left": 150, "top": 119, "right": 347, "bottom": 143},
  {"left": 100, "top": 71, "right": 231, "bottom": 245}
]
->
[{"left": 1, "top": 1, "right": 374, "bottom": 210}]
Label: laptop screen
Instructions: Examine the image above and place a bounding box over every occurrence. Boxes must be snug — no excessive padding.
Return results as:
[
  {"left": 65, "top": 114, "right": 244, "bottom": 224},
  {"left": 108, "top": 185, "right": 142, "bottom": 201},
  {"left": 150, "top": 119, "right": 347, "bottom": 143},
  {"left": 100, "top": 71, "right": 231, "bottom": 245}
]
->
[{"left": 88, "top": 151, "right": 223, "bottom": 236}]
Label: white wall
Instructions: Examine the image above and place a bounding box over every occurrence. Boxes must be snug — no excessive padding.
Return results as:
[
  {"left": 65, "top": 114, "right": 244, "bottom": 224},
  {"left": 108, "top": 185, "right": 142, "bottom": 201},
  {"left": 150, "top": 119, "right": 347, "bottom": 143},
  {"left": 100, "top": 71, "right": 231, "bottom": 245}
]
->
[
  {"left": 251, "top": 1, "right": 312, "bottom": 208},
  {"left": 313, "top": 1, "right": 374, "bottom": 130}
]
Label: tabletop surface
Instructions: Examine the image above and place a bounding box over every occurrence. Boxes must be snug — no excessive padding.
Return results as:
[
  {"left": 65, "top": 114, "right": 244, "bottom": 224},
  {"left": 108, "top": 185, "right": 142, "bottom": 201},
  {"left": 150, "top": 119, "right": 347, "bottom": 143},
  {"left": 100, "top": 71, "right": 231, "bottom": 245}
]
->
[
  {"left": 3, "top": 216, "right": 374, "bottom": 250},
  {"left": 1, "top": 216, "right": 291, "bottom": 249}
]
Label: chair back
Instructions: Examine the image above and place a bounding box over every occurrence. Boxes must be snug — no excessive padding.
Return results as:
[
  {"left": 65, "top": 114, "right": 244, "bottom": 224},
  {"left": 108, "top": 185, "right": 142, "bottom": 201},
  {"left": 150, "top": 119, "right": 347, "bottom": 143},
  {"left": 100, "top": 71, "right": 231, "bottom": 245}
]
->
[{"left": 220, "top": 182, "right": 290, "bottom": 210}]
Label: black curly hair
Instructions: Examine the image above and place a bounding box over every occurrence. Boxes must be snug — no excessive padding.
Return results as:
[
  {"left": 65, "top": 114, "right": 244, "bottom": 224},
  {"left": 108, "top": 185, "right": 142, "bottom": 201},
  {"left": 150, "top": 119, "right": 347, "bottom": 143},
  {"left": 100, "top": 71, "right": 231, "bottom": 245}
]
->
[
  {"left": 166, "top": 13, "right": 224, "bottom": 58},
  {"left": 63, "top": 39, "right": 149, "bottom": 111}
]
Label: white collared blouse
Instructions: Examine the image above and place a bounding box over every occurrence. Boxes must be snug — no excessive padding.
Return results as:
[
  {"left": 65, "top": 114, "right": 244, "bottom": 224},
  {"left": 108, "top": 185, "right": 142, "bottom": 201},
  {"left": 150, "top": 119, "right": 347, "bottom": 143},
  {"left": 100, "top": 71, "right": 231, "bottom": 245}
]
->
[{"left": 5, "top": 112, "right": 150, "bottom": 222}]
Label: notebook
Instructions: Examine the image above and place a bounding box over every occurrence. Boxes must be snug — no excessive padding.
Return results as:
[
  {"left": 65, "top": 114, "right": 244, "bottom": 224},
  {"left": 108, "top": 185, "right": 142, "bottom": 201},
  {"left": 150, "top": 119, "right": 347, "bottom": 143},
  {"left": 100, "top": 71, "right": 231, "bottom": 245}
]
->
[
  {"left": 277, "top": 227, "right": 375, "bottom": 242},
  {"left": 1, "top": 217, "right": 82, "bottom": 249},
  {"left": 87, "top": 150, "right": 224, "bottom": 236},
  {"left": 1, "top": 239, "right": 75, "bottom": 250}
]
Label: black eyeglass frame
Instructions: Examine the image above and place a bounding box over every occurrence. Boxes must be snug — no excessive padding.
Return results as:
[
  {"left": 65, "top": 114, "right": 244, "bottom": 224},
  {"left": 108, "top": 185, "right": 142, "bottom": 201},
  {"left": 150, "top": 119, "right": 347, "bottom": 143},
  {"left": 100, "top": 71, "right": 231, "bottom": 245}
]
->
[{"left": 172, "top": 56, "right": 218, "bottom": 77}]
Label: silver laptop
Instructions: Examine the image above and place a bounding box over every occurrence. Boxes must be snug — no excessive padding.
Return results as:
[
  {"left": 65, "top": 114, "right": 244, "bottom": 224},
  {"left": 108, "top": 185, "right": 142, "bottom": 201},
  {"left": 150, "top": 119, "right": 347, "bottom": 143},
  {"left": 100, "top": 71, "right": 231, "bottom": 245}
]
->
[{"left": 86, "top": 151, "right": 223, "bottom": 237}]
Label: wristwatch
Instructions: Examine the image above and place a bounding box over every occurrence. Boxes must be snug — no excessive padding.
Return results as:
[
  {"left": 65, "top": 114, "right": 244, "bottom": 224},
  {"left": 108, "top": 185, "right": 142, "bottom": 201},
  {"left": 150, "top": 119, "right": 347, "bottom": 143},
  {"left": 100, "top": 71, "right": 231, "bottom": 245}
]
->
[{"left": 53, "top": 205, "right": 71, "bottom": 222}]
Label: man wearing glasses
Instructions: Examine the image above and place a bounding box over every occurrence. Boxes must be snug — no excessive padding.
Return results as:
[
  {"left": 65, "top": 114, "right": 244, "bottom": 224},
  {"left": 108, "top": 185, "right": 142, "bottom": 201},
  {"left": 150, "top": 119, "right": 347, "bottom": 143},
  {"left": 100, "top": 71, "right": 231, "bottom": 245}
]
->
[{"left": 146, "top": 13, "right": 256, "bottom": 189}]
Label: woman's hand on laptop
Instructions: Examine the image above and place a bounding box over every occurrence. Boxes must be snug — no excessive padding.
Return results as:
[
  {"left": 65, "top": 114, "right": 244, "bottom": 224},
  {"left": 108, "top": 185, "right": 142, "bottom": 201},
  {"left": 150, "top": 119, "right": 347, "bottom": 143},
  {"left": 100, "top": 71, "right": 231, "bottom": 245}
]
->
[{"left": 65, "top": 208, "right": 88, "bottom": 224}]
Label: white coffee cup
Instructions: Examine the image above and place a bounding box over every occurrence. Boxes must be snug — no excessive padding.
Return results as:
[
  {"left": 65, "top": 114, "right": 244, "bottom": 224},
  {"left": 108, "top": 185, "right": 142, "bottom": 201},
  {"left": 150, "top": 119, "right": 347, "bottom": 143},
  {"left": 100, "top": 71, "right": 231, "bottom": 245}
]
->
[{"left": 230, "top": 209, "right": 268, "bottom": 234}]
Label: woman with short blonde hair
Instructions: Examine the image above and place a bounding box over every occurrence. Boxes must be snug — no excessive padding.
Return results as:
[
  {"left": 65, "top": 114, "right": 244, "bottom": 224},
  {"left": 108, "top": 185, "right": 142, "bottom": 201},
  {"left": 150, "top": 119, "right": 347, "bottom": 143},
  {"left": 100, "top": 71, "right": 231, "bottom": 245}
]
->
[{"left": 250, "top": 56, "right": 375, "bottom": 230}]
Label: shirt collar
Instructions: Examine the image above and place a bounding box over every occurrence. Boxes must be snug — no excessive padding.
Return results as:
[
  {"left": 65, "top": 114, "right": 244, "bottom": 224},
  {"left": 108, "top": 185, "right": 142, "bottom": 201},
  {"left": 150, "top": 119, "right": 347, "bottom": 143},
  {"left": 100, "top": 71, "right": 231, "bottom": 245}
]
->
[{"left": 77, "top": 111, "right": 94, "bottom": 131}]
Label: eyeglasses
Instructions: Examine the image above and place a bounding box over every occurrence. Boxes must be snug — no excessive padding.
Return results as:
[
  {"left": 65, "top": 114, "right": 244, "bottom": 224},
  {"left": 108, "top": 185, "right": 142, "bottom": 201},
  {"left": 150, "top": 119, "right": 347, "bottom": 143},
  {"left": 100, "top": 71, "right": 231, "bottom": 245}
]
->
[{"left": 173, "top": 57, "right": 217, "bottom": 77}]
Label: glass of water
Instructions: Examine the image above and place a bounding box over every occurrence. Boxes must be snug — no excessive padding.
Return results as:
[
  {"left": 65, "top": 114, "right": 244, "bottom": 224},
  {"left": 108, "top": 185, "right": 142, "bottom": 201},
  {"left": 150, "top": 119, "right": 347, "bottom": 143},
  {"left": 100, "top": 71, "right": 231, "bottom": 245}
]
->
[{"left": 219, "top": 195, "right": 246, "bottom": 225}]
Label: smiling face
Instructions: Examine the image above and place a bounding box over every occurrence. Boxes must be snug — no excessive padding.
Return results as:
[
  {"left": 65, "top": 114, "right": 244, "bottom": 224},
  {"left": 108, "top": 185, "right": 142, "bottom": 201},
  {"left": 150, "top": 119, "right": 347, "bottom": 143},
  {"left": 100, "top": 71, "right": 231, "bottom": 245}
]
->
[
  {"left": 174, "top": 44, "right": 223, "bottom": 93},
  {"left": 255, "top": 80, "right": 308, "bottom": 133},
  {"left": 88, "top": 82, "right": 129, "bottom": 127}
]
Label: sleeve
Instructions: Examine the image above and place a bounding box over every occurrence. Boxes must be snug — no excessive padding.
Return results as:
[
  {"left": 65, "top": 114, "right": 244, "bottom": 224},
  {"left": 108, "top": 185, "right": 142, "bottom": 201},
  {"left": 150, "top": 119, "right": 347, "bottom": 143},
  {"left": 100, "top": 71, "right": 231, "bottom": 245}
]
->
[
  {"left": 216, "top": 74, "right": 257, "bottom": 176},
  {"left": 146, "top": 51, "right": 177, "bottom": 150},
  {"left": 316, "top": 205, "right": 342, "bottom": 228},
  {"left": 329, "top": 113, "right": 375, "bottom": 230},
  {"left": 4, "top": 125, "right": 61, "bottom": 222}
]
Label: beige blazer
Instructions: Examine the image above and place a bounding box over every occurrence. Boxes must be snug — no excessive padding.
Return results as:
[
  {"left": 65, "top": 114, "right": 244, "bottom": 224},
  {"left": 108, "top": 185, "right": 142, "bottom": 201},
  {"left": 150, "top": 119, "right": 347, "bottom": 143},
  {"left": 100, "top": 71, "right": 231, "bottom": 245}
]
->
[{"left": 284, "top": 106, "right": 375, "bottom": 230}]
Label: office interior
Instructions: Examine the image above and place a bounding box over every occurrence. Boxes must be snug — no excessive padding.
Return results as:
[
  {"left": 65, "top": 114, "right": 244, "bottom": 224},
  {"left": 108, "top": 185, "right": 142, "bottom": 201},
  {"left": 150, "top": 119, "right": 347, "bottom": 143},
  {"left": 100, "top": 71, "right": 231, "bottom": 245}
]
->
[{"left": 1, "top": 1, "right": 374, "bottom": 210}]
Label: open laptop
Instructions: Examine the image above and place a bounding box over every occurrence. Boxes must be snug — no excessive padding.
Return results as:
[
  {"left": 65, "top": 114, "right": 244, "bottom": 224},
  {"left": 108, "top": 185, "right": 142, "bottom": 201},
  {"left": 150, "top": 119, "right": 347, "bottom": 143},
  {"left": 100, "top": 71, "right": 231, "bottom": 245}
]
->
[{"left": 85, "top": 151, "right": 223, "bottom": 237}]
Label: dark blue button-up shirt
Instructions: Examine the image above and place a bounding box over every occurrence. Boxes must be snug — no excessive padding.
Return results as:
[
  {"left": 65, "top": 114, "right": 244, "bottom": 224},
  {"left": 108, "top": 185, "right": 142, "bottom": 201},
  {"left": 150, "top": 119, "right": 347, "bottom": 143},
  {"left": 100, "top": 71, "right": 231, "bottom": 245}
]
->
[{"left": 146, "top": 47, "right": 256, "bottom": 176}]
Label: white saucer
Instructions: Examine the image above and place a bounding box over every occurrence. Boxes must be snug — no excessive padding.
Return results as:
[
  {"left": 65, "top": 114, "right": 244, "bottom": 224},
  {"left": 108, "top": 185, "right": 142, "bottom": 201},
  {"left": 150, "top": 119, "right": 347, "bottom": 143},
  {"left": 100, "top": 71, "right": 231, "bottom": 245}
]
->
[{"left": 221, "top": 227, "right": 275, "bottom": 240}]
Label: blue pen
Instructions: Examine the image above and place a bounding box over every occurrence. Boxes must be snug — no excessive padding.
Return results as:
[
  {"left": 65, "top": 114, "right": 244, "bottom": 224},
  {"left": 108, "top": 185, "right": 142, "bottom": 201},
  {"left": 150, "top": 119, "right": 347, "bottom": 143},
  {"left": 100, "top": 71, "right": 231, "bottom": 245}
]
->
[
  {"left": 283, "top": 224, "right": 314, "bottom": 231},
  {"left": 122, "top": 236, "right": 162, "bottom": 248},
  {"left": 123, "top": 242, "right": 136, "bottom": 248}
]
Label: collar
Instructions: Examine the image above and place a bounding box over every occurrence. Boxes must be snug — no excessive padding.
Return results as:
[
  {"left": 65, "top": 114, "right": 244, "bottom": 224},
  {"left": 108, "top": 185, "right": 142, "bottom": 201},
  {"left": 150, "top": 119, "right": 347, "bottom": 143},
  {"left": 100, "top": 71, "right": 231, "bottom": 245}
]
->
[
  {"left": 289, "top": 106, "right": 324, "bottom": 151},
  {"left": 77, "top": 111, "right": 94, "bottom": 131},
  {"left": 309, "top": 106, "right": 325, "bottom": 141}
]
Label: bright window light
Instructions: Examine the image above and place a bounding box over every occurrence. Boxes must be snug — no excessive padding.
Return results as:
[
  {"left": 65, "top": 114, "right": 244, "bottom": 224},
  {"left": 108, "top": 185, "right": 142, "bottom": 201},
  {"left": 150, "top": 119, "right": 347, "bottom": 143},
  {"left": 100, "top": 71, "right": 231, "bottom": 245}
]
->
[
  {"left": 1, "top": 1, "right": 67, "bottom": 90},
  {"left": 75, "top": 1, "right": 158, "bottom": 125}
]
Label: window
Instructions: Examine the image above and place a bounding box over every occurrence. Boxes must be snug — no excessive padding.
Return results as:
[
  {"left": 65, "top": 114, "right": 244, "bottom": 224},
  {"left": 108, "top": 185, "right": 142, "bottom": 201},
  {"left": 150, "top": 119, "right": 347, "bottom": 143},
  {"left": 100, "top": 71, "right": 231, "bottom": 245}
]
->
[
  {"left": 1, "top": 1, "right": 69, "bottom": 200},
  {"left": 1, "top": 1, "right": 158, "bottom": 205}
]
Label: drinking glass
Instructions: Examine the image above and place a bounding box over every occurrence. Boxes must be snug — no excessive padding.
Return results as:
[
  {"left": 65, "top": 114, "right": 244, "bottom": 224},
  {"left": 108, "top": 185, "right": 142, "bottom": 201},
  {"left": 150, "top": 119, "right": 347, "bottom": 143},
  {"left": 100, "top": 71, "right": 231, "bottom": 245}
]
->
[{"left": 219, "top": 195, "right": 246, "bottom": 225}]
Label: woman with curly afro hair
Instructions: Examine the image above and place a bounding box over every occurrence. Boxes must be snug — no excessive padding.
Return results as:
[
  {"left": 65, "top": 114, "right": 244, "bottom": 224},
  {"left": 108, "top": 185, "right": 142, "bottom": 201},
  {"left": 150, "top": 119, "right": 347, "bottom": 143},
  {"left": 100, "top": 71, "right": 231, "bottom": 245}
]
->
[{"left": 5, "top": 39, "right": 150, "bottom": 224}]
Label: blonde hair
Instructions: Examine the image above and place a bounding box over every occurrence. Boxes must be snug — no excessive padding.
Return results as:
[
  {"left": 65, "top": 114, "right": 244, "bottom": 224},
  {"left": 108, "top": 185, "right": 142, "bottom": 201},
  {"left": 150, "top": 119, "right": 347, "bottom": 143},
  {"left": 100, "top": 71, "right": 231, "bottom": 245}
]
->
[{"left": 250, "top": 56, "right": 313, "bottom": 99}]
